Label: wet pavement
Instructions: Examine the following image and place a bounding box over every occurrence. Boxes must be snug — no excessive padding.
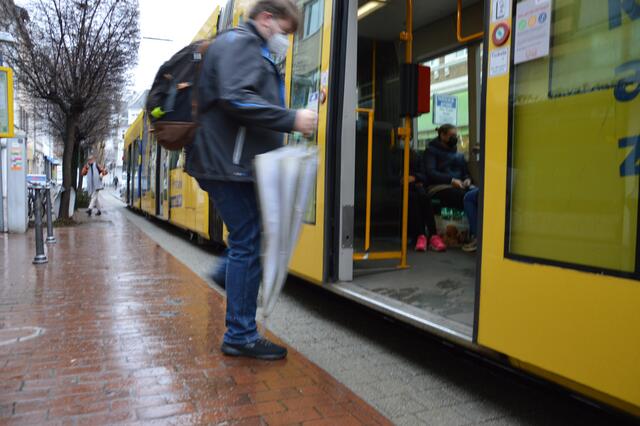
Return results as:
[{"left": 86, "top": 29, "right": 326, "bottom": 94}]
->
[
  {"left": 0, "top": 209, "right": 391, "bottom": 425},
  {"left": 117, "top": 194, "right": 637, "bottom": 426}
]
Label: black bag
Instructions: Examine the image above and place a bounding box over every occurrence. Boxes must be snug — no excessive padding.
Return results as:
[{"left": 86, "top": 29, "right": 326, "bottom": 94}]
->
[{"left": 145, "top": 40, "right": 211, "bottom": 151}]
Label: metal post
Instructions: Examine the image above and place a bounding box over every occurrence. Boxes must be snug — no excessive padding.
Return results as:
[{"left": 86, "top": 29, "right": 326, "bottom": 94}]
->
[
  {"left": 399, "top": 0, "right": 413, "bottom": 269},
  {"left": 0, "top": 138, "right": 5, "bottom": 233},
  {"left": 45, "top": 162, "right": 56, "bottom": 244},
  {"left": 33, "top": 187, "right": 47, "bottom": 264}
]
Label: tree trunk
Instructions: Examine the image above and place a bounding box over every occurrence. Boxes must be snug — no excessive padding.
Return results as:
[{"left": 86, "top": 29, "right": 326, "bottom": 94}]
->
[
  {"left": 74, "top": 141, "right": 82, "bottom": 193},
  {"left": 59, "top": 115, "right": 78, "bottom": 219}
]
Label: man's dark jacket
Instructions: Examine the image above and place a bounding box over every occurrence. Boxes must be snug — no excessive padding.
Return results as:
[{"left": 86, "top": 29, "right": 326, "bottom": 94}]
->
[{"left": 185, "top": 21, "right": 296, "bottom": 182}]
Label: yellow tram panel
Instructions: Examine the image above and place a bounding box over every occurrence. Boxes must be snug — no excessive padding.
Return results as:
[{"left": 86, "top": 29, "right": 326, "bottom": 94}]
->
[
  {"left": 479, "top": 5, "right": 640, "bottom": 414},
  {"left": 286, "top": 0, "right": 334, "bottom": 284}
]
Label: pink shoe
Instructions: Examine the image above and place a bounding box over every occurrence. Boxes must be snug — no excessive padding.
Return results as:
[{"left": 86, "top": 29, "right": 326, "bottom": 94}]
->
[
  {"left": 415, "top": 235, "right": 427, "bottom": 252},
  {"left": 429, "top": 235, "right": 447, "bottom": 252}
]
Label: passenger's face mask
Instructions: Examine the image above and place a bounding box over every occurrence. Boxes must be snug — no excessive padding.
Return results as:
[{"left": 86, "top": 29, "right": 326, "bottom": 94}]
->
[
  {"left": 448, "top": 134, "right": 459, "bottom": 146},
  {"left": 268, "top": 17, "right": 289, "bottom": 57}
]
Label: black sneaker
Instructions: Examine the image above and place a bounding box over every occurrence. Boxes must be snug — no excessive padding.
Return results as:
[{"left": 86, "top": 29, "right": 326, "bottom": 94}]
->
[
  {"left": 86, "top": 209, "right": 92, "bottom": 216},
  {"left": 96, "top": 210, "right": 102, "bottom": 216},
  {"left": 221, "top": 337, "right": 287, "bottom": 360}
]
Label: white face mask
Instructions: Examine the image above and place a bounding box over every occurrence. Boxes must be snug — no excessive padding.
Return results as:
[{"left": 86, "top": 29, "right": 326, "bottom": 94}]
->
[
  {"left": 267, "top": 18, "right": 289, "bottom": 57},
  {"left": 268, "top": 33, "right": 289, "bottom": 57}
]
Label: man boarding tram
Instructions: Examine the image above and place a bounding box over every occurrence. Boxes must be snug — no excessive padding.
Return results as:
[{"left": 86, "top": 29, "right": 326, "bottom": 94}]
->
[{"left": 185, "top": 0, "right": 318, "bottom": 360}]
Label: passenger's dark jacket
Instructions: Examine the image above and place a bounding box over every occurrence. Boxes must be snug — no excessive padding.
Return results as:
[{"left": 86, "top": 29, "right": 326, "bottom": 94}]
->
[
  {"left": 389, "top": 145, "right": 427, "bottom": 187},
  {"left": 422, "top": 138, "right": 470, "bottom": 185},
  {"left": 185, "top": 22, "right": 297, "bottom": 182}
]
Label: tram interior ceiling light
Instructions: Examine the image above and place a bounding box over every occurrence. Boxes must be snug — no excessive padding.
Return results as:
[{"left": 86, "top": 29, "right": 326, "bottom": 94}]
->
[{"left": 357, "top": 0, "right": 388, "bottom": 20}]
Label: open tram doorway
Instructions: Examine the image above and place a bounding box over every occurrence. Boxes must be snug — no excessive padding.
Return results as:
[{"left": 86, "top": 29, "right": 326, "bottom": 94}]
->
[{"left": 334, "top": 0, "right": 486, "bottom": 340}]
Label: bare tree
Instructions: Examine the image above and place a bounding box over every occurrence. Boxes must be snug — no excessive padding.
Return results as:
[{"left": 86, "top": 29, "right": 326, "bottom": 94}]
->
[
  {"left": 43, "top": 93, "right": 123, "bottom": 191},
  {"left": 1, "top": 0, "right": 139, "bottom": 217}
]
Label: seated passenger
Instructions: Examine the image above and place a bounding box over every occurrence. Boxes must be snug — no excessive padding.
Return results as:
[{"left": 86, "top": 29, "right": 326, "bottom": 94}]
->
[
  {"left": 422, "top": 124, "right": 479, "bottom": 252},
  {"left": 390, "top": 142, "right": 446, "bottom": 252}
]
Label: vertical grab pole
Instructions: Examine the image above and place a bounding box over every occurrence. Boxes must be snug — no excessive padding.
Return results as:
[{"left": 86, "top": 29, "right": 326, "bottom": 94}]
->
[
  {"left": 365, "top": 110, "right": 373, "bottom": 252},
  {"left": 372, "top": 42, "right": 376, "bottom": 111},
  {"left": 399, "top": 0, "right": 413, "bottom": 269},
  {"left": 364, "top": 42, "right": 376, "bottom": 253}
]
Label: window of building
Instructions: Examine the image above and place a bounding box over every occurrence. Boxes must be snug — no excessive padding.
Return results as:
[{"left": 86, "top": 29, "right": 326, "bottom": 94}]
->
[
  {"left": 416, "top": 47, "right": 469, "bottom": 152},
  {"left": 303, "top": 0, "right": 322, "bottom": 39}
]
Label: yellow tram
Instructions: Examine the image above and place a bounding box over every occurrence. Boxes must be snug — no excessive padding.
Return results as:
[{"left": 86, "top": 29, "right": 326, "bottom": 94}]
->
[{"left": 124, "top": 0, "right": 640, "bottom": 416}]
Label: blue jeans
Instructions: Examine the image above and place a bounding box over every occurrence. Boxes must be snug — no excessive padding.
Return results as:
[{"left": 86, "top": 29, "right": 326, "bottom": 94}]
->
[
  {"left": 197, "top": 179, "right": 261, "bottom": 345},
  {"left": 212, "top": 248, "right": 228, "bottom": 286},
  {"left": 464, "top": 188, "right": 479, "bottom": 237}
]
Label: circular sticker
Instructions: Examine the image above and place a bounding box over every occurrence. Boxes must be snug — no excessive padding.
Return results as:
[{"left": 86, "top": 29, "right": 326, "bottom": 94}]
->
[
  {"left": 538, "top": 12, "right": 548, "bottom": 24},
  {"left": 492, "top": 22, "right": 511, "bottom": 47}
]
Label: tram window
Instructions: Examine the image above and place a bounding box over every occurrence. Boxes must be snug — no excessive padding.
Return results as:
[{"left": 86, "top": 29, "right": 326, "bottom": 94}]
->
[
  {"left": 507, "top": 0, "right": 640, "bottom": 275},
  {"left": 168, "top": 151, "right": 181, "bottom": 170},
  {"left": 288, "top": 0, "right": 325, "bottom": 224},
  {"left": 416, "top": 47, "right": 470, "bottom": 155}
]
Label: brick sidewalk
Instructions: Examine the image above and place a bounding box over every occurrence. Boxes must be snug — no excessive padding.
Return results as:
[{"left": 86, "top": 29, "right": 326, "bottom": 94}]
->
[{"left": 0, "top": 210, "right": 391, "bottom": 425}]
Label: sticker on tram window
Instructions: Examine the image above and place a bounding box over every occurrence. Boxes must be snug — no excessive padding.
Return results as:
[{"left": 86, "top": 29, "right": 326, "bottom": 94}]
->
[
  {"left": 489, "top": 47, "right": 509, "bottom": 77},
  {"left": 608, "top": 0, "right": 640, "bottom": 29},
  {"left": 170, "top": 195, "right": 183, "bottom": 207},
  {"left": 549, "top": 1, "right": 639, "bottom": 98},
  {"left": 321, "top": 70, "right": 328, "bottom": 87},
  {"left": 491, "top": 0, "right": 510, "bottom": 23},
  {"left": 619, "top": 135, "right": 640, "bottom": 177},
  {"left": 614, "top": 60, "right": 640, "bottom": 102},
  {"left": 513, "top": 0, "right": 551, "bottom": 65}
]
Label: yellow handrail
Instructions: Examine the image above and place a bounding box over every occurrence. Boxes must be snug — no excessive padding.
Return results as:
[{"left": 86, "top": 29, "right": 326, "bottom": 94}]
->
[
  {"left": 398, "top": 0, "right": 413, "bottom": 269},
  {"left": 356, "top": 108, "right": 374, "bottom": 252},
  {"left": 353, "top": 251, "right": 402, "bottom": 261},
  {"left": 457, "top": 0, "right": 484, "bottom": 43}
]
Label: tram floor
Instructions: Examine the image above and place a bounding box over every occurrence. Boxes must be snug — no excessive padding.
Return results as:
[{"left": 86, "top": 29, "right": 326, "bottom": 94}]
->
[{"left": 351, "top": 243, "right": 477, "bottom": 337}]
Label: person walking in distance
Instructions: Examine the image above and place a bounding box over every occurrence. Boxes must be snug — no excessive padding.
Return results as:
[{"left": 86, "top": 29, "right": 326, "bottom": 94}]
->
[
  {"left": 82, "top": 155, "right": 107, "bottom": 216},
  {"left": 185, "top": 0, "right": 317, "bottom": 360}
]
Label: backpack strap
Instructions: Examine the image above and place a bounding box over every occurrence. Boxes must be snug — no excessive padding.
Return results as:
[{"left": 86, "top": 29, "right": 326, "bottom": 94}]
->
[{"left": 191, "top": 40, "right": 213, "bottom": 123}]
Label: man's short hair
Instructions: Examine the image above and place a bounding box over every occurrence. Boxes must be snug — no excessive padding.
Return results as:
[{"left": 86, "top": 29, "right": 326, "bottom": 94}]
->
[{"left": 248, "top": 0, "right": 300, "bottom": 33}]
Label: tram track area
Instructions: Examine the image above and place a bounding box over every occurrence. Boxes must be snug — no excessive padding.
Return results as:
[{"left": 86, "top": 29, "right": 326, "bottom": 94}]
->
[{"left": 110, "top": 195, "right": 637, "bottom": 426}]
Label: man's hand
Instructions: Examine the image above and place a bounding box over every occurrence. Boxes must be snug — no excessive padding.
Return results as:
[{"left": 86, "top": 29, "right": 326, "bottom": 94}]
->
[
  {"left": 463, "top": 178, "right": 472, "bottom": 188},
  {"left": 294, "top": 109, "right": 318, "bottom": 136},
  {"left": 452, "top": 178, "right": 464, "bottom": 189}
]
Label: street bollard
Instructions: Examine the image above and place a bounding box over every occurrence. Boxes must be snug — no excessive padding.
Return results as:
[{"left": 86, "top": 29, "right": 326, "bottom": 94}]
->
[
  {"left": 45, "top": 164, "right": 56, "bottom": 244},
  {"left": 32, "top": 187, "right": 48, "bottom": 264}
]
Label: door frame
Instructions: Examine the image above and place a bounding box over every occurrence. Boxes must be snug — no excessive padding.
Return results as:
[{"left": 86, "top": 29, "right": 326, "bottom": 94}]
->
[
  {"left": 287, "top": 0, "right": 335, "bottom": 284},
  {"left": 328, "top": 0, "right": 356, "bottom": 282}
]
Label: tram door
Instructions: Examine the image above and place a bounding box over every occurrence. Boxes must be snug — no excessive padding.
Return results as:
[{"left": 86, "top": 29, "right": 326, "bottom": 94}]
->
[
  {"left": 286, "top": 0, "right": 335, "bottom": 284},
  {"left": 331, "top": 0, "right": 487, "bottom": 340},
  {"left": 480, "top": 0, "right": 640, "bottom": 411}
]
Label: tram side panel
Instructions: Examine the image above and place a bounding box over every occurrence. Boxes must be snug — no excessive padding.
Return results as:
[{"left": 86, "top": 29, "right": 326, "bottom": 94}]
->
[{"left": 479, "top": 0, "right": 640, "bottom": 415}]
